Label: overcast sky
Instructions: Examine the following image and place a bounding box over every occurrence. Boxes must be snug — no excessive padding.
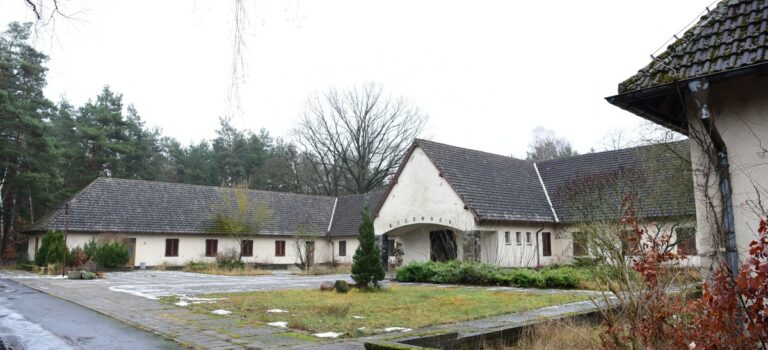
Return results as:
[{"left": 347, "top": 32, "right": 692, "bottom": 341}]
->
[{"left": 2, "top": 0, "right": 713, "bottom": 157}]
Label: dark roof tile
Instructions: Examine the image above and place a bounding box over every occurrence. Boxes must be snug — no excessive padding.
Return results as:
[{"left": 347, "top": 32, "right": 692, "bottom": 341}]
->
[{"left": 619, "top": 0, "right": 768, "bottom": 93}]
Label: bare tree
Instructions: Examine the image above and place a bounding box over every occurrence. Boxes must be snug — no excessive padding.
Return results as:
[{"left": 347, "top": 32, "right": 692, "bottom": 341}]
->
[
  {"left": 293, "top": 84, "right": 426, "bottom": 195},
  {"left": 525, "top": 127, "right": 579, "bottom": 161}
]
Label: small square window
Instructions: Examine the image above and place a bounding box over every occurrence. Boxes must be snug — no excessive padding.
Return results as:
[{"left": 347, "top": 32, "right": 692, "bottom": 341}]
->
[
  {"left": 504, "top": 231, "right": 511, "bottom": 245},
  {"left": 525, "top": 232, "right": 531, "bottom": 245}
]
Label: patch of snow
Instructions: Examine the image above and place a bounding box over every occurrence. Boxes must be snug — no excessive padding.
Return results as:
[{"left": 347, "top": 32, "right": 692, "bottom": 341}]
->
[
  {"left": 268, "top": 321, "right": 288, "bottom": 328},
  {"left": 211, "top": 309, "right": 232, "bottom": 315},
  {"left": 267, "top": 308, "right": 288, "bottom": 313},
  {"left": 180, "top": 296, "right": 225, "bottom": 304},
  {"left": 357, "top": 327, "right": 366, "bottom": 330},
  {"left": 384, "top": 327, "right": 412, "bottom": 332},
  {"left": 174, "top": 301, "right": 189, "bottom": 307},
  {"left": 313, "top": 332, "right": 343, "bottom": 338},
  {"left": 108, "top": 286, "right": 159, "bottom": 300},
  {"left": 351, "top": 315, "right": 365, "bottom": 319},
  {"left": 0, "top": 304, "right": 73, "bottom": 350}
]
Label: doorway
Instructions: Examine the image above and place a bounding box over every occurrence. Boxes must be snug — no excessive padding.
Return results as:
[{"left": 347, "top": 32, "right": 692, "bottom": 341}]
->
[
  {"left": 430, "top": 229, "right": 457, "bottom": 262},
  {"left": 126, "top": 238, "right": 136, "bottom": 267},
  {"left": 305, "top": 241, "right": 315, "bottom": 267}
]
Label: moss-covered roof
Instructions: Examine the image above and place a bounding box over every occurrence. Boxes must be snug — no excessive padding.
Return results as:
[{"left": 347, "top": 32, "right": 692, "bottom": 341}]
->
[{"left": 619, "top": 0, "right": 768, "bottom": 93}]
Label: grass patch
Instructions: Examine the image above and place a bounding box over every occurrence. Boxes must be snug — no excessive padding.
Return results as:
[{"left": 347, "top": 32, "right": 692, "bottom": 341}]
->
[
  {"left": 178, "top": 286, "right": 589, "bottom": 337},
  {"left": 494, "top": 318, "right": 602, "bottom": 349},
  {"left": 183, "top": 261, "right": 271, "bottom": 276}
]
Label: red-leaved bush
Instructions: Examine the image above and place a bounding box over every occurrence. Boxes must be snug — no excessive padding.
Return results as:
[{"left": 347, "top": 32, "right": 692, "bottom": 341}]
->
[{"left": 601, "top": 197, "right": 768, "bottom": 349}]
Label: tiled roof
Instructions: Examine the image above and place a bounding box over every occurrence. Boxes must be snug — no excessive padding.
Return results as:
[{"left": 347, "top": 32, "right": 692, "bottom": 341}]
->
[
  {"left": 619, "top": 0, "right": 768, "bottom": 93},
  {"left": 328, "top": 192, "right": 384, "bottom": 236},
  {"left": 537, "top": 141, "right": 695, "bottom": 222},
  {"left": 30, "top": 178, "right": 341, "bottom": 236},
  {"left": 415, "top": 139, "right": 555, "bottom": 223}
]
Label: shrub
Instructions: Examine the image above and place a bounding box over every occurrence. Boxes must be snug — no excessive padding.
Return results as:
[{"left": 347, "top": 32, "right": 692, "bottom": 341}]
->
[
  {"left": 186, "top": 261, "right": 209, "bottom": 271},
  {"left": 396, "top": 261, "right": 588, "bottom": 289},
  {"left": 93, "top": 241, "right": 130, "bottom": 268},
  {"left": 541, "top": 267, "right": 579, "bottom": 289},
  {"left": 396, "top": 261, "right": 438, "bottom": 282},
  {"left": 572, "top": 256, "right": 601, "bottom": 268},
  {"left": 35, "top": 231, "right": 67, "bottom": 267},
  {"left": 67, "top": 247, "right": 88, "bottom": 268},
  {"left": 218, "top": 258, "right": 245, "bottom": 270},
  {"left": 509, "top": 269, "right": 545, "bottom": 288},
  {"left": 83, "top": 238, "right": 99, "bottom": 260},
  {"left": 334, "top": 280, "right": 350, "bottom": 293}
]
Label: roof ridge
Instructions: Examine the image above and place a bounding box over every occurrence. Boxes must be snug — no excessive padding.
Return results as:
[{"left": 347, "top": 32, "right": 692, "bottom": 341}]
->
[
  {"left": 99, "top": 177, "right": 338, "bottom": 200},
  {"left": 415, "top": 138, "right": 531, "bottom": 164},
  {"left": 537, "top": 140, "right": 688, "bottom": 164}
]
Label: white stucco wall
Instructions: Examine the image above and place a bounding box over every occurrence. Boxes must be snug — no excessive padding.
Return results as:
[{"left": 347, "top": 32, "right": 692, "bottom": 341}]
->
[
  {"left": 374, "top": 146, "right": 478, "bottom": 235},
  {"left": 687, "top": 75, "right": 768, "bottom": 268},
  {"left": 27, "top": 233, "right": 357, "bottom": 267}
]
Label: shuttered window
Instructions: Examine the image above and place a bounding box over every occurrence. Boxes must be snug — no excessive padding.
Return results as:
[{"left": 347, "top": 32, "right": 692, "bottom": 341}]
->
[
  {"left": 275, "top": 240, "right": 286, "bottom": 257},
  {"left": 165, "top": 239, "right": 179, "bottom": 257},
  {"left": 241, "top": 240, "right": 253, "bottom": 257},
  {"left": 205, "top": 239, "right": 218, "bottom": 257}
]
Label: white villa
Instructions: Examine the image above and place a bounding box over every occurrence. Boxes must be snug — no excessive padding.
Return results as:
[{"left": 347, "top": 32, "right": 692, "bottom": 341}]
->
[{"left": 25, "top": 138, "right": 697, "bottom": 269}]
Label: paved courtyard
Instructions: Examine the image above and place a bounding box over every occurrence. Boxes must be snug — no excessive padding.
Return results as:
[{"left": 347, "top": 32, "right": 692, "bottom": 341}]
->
[{"left": 3, "top": 270, "right": 605, "bottom": 349}]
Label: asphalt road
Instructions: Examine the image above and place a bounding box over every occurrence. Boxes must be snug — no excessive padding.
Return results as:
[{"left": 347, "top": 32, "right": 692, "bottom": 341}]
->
[{"left": 0, "top": 278, "right": 183, "bottom": 350}]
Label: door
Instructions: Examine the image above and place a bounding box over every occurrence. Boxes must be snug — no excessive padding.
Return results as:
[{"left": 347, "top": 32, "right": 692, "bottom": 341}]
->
[
  {"left": 126, "top": 238, "right": 137, "bottom": 267},
  {"left": 430, "top": 230, "right": 456, "bottom": 262},
  {"left": 542, "top": 232, "right": 552, "bottom": 257},
  {"left": 305, "top": 241, "right": 315, "bottom": 267}
]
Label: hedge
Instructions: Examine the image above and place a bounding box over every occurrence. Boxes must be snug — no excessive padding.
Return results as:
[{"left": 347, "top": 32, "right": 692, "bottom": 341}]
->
[{"left": 396, "top": 261, "right": 580, "bottom": 289}]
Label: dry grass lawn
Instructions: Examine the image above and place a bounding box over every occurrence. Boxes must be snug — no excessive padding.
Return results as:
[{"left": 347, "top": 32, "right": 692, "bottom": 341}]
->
[
  {"left": 500, "top": 318, "right": 602, "bottom": 349},
  {"left": 179, "top": 286, "right": 590, "bottom": 337}
]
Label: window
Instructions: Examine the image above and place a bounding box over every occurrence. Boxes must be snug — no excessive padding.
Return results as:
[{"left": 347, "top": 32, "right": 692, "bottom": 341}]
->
[
  {"left": 515, "top": 232, "right": 522, "bottom": 245},
  {"left": 205, "top": 239, "right": 218, "bottom": 257},
  {"left": 165, "top": 239, "right": 179, "bottom": 257},
  {"left": 675, "top": 227, "right": 697, "bottom": 256},
  {"left": 621, "top": 230, "right": 639, "bottom": 256},
  {"left": 504, "top": 231, "right": 511, "bottom": 245},
  {"left": 275, "top": 240, "right": 286, "bottom": 257},
  {"left": 573, "top": 232, "right": 587, "bottom": 256},
  {"left": 542, "top": 232, "right": 552, "bottom": 257},
  {"left": 339, "top": 240, "right": 347, "bottom": 256},
  {"left": 525, "top": 232, "right": 532, "bottom": 245},
  {"left": 241, "top": 240, "right": 253, "bottom": 257}
]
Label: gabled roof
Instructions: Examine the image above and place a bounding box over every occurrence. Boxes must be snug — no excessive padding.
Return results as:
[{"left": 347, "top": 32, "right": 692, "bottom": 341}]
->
[
  {"left": 328, "top": 192, "right": 384, "bottom": 236},
  {"left": 406, "top": 139, "right": 556, "bottom": 223},
  {"left": 29, "top": 178, "right": 379, "bottom": 236},
  {"left": 608, "top": 0, "right": 768, "bottom": 133},
  {"left": 380, "top": 139, "right": 694, "bottom": 225},
  {"left": 537, "top": 141, "right": 695, "bottom": 222},
  {"left": 619, "top": 0, "right": 768, "bottom": 93}
]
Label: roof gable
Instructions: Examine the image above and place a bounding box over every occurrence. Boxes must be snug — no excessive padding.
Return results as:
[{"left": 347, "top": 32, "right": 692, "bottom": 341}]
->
[
  {"left": 619, "top": 0, "right": 768, "bottom": 93},
  {"left": 414, "top": 139, "right": 555, "bottom": 223}
]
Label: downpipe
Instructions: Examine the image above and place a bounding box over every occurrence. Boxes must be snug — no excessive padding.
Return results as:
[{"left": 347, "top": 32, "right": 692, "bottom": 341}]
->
[{"left": 688, "top": 79, "right": 740, "bottom": 275}]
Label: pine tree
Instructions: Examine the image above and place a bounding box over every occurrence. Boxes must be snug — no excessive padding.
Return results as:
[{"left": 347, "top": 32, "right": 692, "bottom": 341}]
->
[{"left": 351, "top": 206, "right": 385, "bottom": 288}]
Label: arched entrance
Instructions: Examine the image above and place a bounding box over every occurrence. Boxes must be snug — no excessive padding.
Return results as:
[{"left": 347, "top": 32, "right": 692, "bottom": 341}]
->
[{"left": 429, "top": 229, "right": 457, "bottom": 262}]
